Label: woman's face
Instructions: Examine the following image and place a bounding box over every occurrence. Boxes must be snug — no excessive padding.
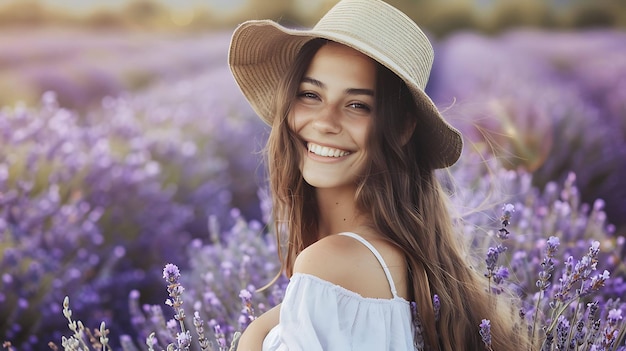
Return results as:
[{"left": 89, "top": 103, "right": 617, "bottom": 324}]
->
[{"left": 289, "top": 42, "right": 376, "bottom": 191}]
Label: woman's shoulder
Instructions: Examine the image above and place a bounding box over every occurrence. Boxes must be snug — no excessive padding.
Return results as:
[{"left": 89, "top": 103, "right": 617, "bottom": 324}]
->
[
  {"left": 294, "top": 232, "right": 359, "bottom": 264},
  {"left": 293, "top": 232, "right": 406, "bottom": 299},
  {"left": 293, "top": 233, "right": 362, "bottom": 278}
]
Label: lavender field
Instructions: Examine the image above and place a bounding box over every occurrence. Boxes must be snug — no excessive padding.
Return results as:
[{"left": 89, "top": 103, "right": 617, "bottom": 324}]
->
[{"left": 1, "top": 28, "right": 625, "bottom": 350}]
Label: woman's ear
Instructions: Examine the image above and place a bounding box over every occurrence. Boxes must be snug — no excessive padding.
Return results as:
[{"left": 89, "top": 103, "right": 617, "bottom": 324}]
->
[{"left": 401, "top": 116, "right": 417, "bottom": 146}]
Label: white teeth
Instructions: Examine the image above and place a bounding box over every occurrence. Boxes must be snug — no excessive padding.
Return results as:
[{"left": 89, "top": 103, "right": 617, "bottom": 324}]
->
[{"left": 307, "top": 142, "right": 350, "bottom": 157}]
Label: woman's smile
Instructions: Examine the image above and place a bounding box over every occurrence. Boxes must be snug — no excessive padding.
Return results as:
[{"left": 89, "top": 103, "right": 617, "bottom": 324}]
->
[{"left": 307, "top": 142, "right": 352, "bottom": 158}]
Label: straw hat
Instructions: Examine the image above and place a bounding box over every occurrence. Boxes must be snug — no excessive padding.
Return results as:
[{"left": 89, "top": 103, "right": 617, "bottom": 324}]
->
[{"left": 228, "top": 0, "right": 462, "bottom": 168}]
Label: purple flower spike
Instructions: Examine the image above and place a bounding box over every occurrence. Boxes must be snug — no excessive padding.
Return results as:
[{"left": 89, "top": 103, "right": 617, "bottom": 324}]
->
[
  {"left": 176, "top": 330, "right": 191, "bottom": 349},
  {"left": 493, "top": 266, "right": 510, "bottom": 285},
  {"left": 433, "top": 294, "right": 440, "bottom": 322},
  {"left": 485, "top": 245, "right": 507, "bottom": 273},
  {"left": 498, "top": 204, "right": 515, "bottom": 239},
  {"left": 238, "top": 288, "right": 256, "bottom": 328},
  {"left": 546, "top": 236, "right": 560, "bottom": 252},
  {"left": 537, "top": 236, "right": 559, "bottom": 292},
  {"left": 485, "top": 247, "right": 499, "bottom": 273},
  {"left": 214, "top": 323, "right": 227, "bottom": 350},
  {"left": 607, "top": 309, "right": 622, "bottom": 325},
  {"left": 479, "top": 319, "right": 492, "bottom": 349},
  {"left": 239, "top": 289, "right": 252, "bottom": 303},
  {"left": 502, "top": 203, "right": 515, "bottom": 220},
  {"left": 588, "top": 270, "right": 610, "bottom": 292},
  {"left": 163, "top": 263, "right": 180, "bottom": 284},
  {"left": 555, "top": 315, "right": 570, "bottom": 350}
]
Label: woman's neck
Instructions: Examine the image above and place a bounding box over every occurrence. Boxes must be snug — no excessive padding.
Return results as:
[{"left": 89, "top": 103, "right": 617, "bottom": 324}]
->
[{"left": 314, "top": 185, "right": 370, "bottom": 238}]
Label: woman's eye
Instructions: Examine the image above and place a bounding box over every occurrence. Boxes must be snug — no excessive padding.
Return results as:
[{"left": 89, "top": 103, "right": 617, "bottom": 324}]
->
[
  {"left": 298, "top": 92, "right": 319, "bottom": 100},
  {"left": 348, "top": 102, "right": 371, "bottom": 112}
]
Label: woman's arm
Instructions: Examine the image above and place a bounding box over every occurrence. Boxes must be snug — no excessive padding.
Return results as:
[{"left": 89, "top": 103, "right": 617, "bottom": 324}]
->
[{"left": 236, "top": 303, "right": 281, "bottom": 351}]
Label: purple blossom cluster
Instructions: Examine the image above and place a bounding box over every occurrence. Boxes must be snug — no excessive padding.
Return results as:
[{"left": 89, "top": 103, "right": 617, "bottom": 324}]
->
[
  {"left": 1, "top": 68, "right": 265, "bottom": 349},
  {"left": 467, "top": 188, "right": 624, "bottom": 349},
  {"left": 51, "top": 175, "right": 624, "bottom": 350},
  {"left": 2, "top": 28, "right": 625, "bottom": 350},
  {"left": 109, "top": 210, "right": 286, "bottom": 349},
  {"left": 0, "top": 29, "right": 233, "bottom": 111},
  {"left": 0, "top": 92, "right": 193, "bottom": 349},
  {"left": 453, "top": 152, "right": 625, "bottom": 298},
  {"left": 430, "top": 30, "right": 626, "bottom": 231}
]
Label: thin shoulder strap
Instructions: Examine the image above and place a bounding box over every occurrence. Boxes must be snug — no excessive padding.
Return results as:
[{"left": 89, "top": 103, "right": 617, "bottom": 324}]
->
[{"left": 338, "top": 232, "right": 399, "bottom": 298}]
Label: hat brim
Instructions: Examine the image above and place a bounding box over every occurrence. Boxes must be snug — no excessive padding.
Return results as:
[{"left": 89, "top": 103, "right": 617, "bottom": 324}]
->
[{"left": 228, "top": 20, "right": 463, "bottom": 168}]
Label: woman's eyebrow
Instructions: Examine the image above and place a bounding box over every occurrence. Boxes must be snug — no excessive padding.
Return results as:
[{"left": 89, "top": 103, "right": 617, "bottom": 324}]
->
[
  {"left": 301, "top": 76, "right": 375, "bottom": 97},
  {"left": 345, "top": 88, "right": 375, "bottom": 97},
  {"left": 302, "top": 76, "right": 324, "bottom": 88}
]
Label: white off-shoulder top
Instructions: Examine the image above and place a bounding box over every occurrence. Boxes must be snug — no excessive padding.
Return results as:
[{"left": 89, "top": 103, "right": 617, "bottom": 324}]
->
[{"left": 262, "top": 232, "right": 416, "bottom": 350}]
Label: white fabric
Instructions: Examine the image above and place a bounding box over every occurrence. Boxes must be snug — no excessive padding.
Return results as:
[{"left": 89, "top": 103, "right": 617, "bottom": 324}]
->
[{"left": 262, "top": 232, "right": 415, "bottom": 350}]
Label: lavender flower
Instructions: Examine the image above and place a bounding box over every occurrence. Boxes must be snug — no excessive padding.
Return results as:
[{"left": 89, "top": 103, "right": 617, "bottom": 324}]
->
[
  {"left": 485, "top": 246, "right": 506, "bottom": 274},
  {"left": 176, "top": 330, "right": 191, "bottom": 351},
  {"left": 484, "top": 204, "right": 513, "bottom": 294},
  {"left": 554, "top": 240, "right": 602, "bottom": 303},
  {"left": 433, "top": 294, "right": 441, "bottom": 323},
  {"left": 555, "top": 315, "right": 570, "bottom": 350},
  {"left": 598, "top": 308, "right": 625, "bottom": 350},
  {"left": 499, "top": 203, "right": 515, "bottom": 239},
  {"left": 569, "top": 318, "right": 585, "bottom": 349},
  {"left": 431, "top": 30, "right": 626, "bottom": 230},
  {"left": 479, "top": 319, "right": 492, "bottom": 350},
  {"left": 193, "top": 311, "right": 211, "bottom": 351},
  {"left": 3, "top": 28, "right": 626, "bottom": 351},
  {"left": 410, "top": 301, "right": 425, "bottom": 350},
  {"left": 536, "top": 236, "right": 559, "bottom": 291},
  {"left": 585, "top": 270, "right": 611, "bottom": 294},
  {"left": 608, "top": 309, "right": 623, "bottom": 324},
  {"left": 213, "top": 323, "right": 227, "bottom": 351},
  {"left": 163, "top": 263, "right": 186, "bottom": 335},
  {"left": 163, "top": 264, "right": 181, "bottom": 284},
  {"left": 238, "top": 289, "right": 256, "bottom": 329},
  {"left": 50, "top": 297, "right": 112, "bottom": 351},
  {"left": 493, "top": 266, "right": 510, "bottom": 285}
]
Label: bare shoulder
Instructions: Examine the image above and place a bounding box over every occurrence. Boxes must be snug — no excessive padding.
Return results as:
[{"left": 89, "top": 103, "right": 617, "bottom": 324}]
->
[
  {"left": 293, "top": 233, "right": 408, "bottom": 299},
  {"left": 293, "top": 234, "right": 361, "bottom": 281}
]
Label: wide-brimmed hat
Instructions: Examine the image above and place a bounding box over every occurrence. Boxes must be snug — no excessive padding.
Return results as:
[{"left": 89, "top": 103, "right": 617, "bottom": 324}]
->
[{"left": 228, "top": 0, "right": 462, "bottom": 168}]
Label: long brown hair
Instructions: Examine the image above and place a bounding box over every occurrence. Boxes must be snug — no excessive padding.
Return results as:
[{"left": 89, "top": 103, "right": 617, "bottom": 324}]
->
[{"left": 266, "top": 38, "right": 530, "bottom": 351}]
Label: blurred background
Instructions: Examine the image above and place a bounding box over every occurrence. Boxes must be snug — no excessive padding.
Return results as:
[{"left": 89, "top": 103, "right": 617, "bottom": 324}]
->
[
  {"left": 2, "top": 0, "right": 626, "bottom": 115},
  {"left": 2, "top": 0, "right": 625, "bottom": 108},
  {"left": 1, "top": 0, "right": 625, "bottom": 350},
  {"left": 2, "top": 0, "right": 626, "bottom": 33}
]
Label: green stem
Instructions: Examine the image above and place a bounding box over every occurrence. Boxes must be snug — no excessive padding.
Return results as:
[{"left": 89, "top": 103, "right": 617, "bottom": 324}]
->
[
  {"left": 566, "top": 300, "right": 582, "bottom": 349},
  {"left": 610, "top": 321, "right": 626, "bottom": 351},
  {"left": 545, "top": 297, "right": 578, "bottom": 335},
  {"left": 531, "top": 290, "right": 543, "bottom": 350}
]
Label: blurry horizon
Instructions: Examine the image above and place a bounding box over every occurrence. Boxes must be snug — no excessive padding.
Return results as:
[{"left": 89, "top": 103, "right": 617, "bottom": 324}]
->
[
  {"left": 1, "top": 0, "right": 625, "bottom": 111},
  {"left": 20, "top": 0, "right": 249, "bottom": 15},
  {"left": 0, "top": 0, "right": 624, "bottom": 34},
  {"left": 0, "top": 0, "right": 615, "bottom": 12}
]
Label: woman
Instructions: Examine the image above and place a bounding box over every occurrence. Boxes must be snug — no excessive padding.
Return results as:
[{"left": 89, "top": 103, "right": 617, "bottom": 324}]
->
[{"left": 229, "top": 0, "right": 529, "bottom": 350}]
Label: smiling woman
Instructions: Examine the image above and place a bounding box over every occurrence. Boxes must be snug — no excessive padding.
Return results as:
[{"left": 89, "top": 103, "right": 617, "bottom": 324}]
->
[
  {"left": 292, "top": 42, "right": 375, "bottom": 192},
  {"left": 228, "top": 0, "right": 531, "bottom": 350}
]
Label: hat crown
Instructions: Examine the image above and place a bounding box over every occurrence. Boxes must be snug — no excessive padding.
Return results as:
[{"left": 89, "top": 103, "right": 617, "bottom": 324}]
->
[{"left": 312, "top": 0, "right": 433, "bottom": 90}]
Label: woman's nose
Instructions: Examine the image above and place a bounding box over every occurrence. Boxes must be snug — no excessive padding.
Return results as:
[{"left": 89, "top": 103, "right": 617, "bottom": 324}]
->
[{"left": 312, "top": 106, "right": 341, "bottom": 134}]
